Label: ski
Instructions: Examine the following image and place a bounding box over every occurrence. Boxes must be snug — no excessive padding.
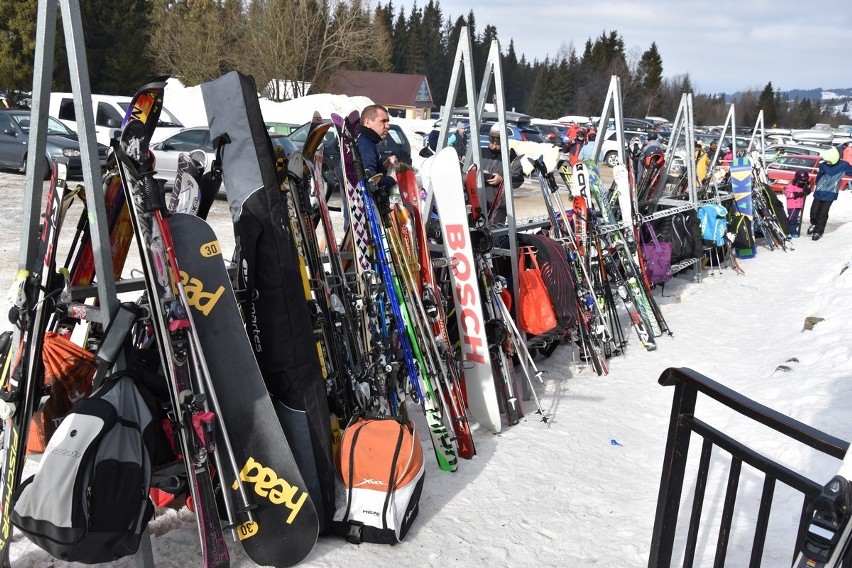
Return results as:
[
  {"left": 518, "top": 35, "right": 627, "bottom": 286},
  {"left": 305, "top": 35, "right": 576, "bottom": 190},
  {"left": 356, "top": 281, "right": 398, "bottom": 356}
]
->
[
  {"left": 335, "top": 117, "right": 458, "bottom": 471},
  {"left": 114, "top": 119, "right": 229, "bottom": 567},
  {"left": 397, "top": 164, "right": 475, "bottom": 459},
  {"left": 0, "top": 160, "right": 72, "bottom": 565},
  {"left": 793, "top": 450, "right": 852, "bottom": 567},
  {"left": 431, "top": 147, "right": 502, "bottom": 433}
]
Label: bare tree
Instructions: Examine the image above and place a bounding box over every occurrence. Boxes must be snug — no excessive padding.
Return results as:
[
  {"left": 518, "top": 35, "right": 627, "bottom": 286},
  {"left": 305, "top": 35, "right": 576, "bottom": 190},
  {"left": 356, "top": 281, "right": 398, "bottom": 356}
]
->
[
  {"left": 149, "top": 0, "right": 227, "bottom": 85},
  {"left": 235, "top": 0, "right": 388, "bottom": 100}
]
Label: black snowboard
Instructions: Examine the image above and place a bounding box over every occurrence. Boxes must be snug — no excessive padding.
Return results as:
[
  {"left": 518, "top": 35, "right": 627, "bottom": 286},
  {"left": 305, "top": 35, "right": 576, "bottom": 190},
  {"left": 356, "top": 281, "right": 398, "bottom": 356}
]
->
[{"left": 170, "top": 213, "right": 319, "bottom": 566}]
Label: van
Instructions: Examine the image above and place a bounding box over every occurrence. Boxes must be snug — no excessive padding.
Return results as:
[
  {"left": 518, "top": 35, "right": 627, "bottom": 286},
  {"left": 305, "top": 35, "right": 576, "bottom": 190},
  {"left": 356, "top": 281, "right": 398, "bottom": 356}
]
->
[{"left": 48, "top": 93, "right": 185, "bottom": 146}]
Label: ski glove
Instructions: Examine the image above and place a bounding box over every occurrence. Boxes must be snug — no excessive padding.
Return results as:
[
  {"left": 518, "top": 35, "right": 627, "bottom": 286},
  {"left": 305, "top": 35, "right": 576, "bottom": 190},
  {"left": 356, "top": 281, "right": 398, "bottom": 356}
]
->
[{"left": 793, "top": 191, "right": 805, "bottom": 199}]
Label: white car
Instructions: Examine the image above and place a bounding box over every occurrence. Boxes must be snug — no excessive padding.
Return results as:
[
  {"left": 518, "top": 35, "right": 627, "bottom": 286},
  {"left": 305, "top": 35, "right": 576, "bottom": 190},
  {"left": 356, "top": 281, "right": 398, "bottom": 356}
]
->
[{"left": 49, "top": 92, "right": 185, "bottom": 146}]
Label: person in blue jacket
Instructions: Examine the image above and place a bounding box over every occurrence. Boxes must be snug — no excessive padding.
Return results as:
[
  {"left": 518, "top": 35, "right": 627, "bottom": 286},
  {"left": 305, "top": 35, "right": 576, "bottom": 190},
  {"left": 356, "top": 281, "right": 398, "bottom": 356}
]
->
[
  {"left": 357, "top": 104, "right": 397, "bottom": 196},
  {"left": 807, "top": 147, "right": 852, "bottom": 241}
]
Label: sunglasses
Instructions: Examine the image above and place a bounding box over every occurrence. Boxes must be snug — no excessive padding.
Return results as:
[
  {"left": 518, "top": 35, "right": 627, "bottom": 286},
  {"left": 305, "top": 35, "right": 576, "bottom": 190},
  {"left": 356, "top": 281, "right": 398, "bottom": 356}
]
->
[{"left": 489, "top": 136, "right": 501, "bottom": 144}]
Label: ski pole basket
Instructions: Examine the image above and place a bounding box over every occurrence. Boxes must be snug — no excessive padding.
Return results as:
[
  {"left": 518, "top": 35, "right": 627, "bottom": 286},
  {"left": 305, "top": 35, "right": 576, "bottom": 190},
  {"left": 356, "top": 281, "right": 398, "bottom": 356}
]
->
[{"left": 649, "top": 367, "right": 850, "bottom": 567}]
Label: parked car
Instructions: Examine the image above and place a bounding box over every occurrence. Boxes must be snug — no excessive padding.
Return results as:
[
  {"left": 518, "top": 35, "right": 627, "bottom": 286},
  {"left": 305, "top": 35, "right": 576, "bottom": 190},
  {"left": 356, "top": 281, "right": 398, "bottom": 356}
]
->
[
  {"left": 150, "top": 127, "right": 215, "bottom": 189},
  {"left": 0, "top": 109, "right": 108, "bottom": 180},
  {"left": 378, "top": 124, "right": 412, "bottom": 166},
  {"left": 49, "top": 92, "right": 184, "bottom": 146},
  {"left": 597, "top": 129, "right": 647, "bottom": 167},
  {"left": 765, "top": 154, "right": 852, "bottom": 193},
  {"left": 151, "top": 127, "right": 300, "bottom": 198},
  {"left": 766, "top": 144, "right": 824, "bottom": 158},
  {"left": 531, "top": 123, "right": 564, "bottom": 146},
  {"left": 478, "top": 122, "right": 546, "bottom": 149},
  {"left": 265, "top": 122, "right": 300, "bottom": 136}
]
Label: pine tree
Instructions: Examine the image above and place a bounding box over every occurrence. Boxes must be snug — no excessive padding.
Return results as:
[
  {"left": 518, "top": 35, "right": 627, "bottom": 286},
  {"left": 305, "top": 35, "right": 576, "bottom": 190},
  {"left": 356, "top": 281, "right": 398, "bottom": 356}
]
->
[
  {"left": 637, "top": 42, "right": 664, "bottom": 116},
  {"left": 0, "top": 0, "right": 37, "bottom": 99},
  {"left": 757, "top": 81, "right": 779, "bottom": 127}
]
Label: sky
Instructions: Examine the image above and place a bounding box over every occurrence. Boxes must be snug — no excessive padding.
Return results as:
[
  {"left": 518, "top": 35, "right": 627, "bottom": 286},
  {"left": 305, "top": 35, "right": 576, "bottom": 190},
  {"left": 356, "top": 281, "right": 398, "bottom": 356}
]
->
[{"left": 394, "top": 0, "right": 852, "bottom": 95}]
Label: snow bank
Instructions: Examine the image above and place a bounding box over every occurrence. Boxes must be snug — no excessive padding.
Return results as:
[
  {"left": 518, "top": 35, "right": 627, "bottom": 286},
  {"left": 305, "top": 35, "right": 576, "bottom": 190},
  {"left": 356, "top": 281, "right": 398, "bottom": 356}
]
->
[{"left": 164, "top": 78, "right": 374, "bottom": 128}]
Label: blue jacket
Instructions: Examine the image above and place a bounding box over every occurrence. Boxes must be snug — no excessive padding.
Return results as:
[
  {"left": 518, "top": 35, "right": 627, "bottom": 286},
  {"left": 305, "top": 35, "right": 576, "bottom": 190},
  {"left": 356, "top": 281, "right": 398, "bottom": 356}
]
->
[
  {"left": 357, "top": 127, "right": 396, "bottom": 191},
  {"left": 813, "top": 160, "right": 852, "bottom": 201}
]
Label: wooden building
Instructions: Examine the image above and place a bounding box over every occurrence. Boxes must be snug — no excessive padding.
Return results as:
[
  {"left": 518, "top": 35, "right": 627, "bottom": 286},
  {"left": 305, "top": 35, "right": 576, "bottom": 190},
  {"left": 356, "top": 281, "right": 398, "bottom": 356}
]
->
[{"left": 324, "top": 69, "right": 434, "bottom": 119}]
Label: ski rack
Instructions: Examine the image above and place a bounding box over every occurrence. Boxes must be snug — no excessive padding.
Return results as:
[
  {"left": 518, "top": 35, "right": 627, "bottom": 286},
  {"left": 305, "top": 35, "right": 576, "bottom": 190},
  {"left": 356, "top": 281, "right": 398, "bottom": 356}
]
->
[
  {"left": 641, "top": 93, "right": 703, "bottom": 281},
  {"left": 22, "top": 1, "right": 153, "bottom": 566},
  {"left": 748, "top": 109, "right": 767, "bottom": 164},
  {"left": 434, "top": 28, "right": 521, "bottom": 292},
  {"left": 25, "top": 0, "right": 117, "bottom": 326},
  {"left": 590, "top": 76, "right": 627, "bottom": 166},
  {"left": 434, "top": 26, "right": 481, "bottom": 176}
]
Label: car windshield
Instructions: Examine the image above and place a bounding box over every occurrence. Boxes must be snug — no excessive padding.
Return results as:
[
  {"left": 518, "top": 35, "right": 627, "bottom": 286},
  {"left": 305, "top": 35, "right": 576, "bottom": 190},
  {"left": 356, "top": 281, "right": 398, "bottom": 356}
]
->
[
  {"left": 11, "top": 114, "right": 75, "bottom": 137},
  {"left": 771, "top": 156, "right": 817, "bottom": 169}
]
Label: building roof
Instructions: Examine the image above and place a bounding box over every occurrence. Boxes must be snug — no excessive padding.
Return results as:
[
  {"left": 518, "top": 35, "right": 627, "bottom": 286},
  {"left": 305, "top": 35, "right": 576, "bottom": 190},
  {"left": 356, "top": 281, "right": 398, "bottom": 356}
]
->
[{"left": 324, "top": 70, "right": 433, "bottom": 109}]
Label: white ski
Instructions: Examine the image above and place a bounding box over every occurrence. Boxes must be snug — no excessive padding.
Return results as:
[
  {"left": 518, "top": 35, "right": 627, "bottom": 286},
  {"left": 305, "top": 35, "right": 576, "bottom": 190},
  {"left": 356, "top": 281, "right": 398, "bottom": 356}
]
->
[{"left": 430, "top": 147, "right": 501, "bottom": 433}]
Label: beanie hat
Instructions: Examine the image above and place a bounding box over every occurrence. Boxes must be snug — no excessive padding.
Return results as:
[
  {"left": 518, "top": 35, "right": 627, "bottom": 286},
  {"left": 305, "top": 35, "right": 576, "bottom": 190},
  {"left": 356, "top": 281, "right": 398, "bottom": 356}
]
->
[{"left": 489, "top": 123, "right": 501, "bottom": 136}]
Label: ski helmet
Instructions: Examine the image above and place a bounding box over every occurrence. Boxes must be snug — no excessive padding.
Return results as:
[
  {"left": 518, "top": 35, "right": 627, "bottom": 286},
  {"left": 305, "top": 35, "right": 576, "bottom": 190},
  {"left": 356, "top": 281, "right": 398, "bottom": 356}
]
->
[
  {"left": 793, "top": 169, "right": 809, "bottom": 186},
  {"left": 822, "top": 147, "right": 840, "bottom": 165}
]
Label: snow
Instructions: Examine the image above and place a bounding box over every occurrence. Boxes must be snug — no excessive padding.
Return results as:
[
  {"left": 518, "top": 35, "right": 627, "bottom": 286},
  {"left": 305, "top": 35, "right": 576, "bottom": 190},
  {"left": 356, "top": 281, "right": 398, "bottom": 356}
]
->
[
  {"left": 163, "top": 79, "right": 374, "bottom": 129},
  {"left": 7, "top": 79, "right": 852, "bottom": 566}
]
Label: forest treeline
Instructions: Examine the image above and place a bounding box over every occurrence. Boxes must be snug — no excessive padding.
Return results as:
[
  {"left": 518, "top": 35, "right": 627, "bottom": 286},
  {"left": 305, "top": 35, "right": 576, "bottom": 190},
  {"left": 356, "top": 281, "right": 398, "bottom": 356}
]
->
[{"left": 0, "top": 0, "right": 847, "bottom": 128}]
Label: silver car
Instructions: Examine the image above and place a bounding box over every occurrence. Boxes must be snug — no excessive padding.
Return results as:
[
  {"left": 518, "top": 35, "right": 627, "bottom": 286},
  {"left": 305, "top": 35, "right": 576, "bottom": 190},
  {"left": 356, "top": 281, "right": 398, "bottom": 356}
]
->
[{"left": 150, "top": 127, "right": 215, "bottom": 188}]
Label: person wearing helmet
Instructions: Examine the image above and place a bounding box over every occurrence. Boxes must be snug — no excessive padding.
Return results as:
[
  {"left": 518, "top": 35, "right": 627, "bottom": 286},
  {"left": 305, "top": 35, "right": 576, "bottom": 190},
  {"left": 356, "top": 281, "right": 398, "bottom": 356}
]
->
[
  {"left": 784, "top": 169, "right": 811, "bottom": 237},
  {"left": 807, "top": 147, "right": 852, "bottom": 240}
]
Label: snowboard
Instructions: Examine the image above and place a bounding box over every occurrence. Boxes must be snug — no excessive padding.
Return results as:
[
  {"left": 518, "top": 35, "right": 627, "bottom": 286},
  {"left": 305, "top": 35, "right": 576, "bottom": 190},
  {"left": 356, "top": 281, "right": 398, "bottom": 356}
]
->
[
  {"left": 170, "top": 213, "right": 319, "bottom": 567},
  {"left": 431, "top": 147, "right": 501, "bottom": 433},
  {"left": 730, "top": 156, "right": 756, "bottom": 258}
]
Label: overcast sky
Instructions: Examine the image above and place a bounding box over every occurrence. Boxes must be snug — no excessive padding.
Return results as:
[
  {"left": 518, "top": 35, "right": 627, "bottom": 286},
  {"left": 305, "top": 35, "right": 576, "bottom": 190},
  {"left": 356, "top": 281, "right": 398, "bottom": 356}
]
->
[{"left": 394, "top": 0, "right": 851, "bottom": 95}]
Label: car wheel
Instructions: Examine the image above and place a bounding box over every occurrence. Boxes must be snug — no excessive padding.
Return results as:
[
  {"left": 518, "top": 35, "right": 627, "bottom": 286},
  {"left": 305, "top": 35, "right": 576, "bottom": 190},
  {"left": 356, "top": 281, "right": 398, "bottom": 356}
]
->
[
  {"left": 604, "top": 151, "right": 619, "bottom": 168},
  {"left": 20, "top": 154, "right": 51, "bottom": 180}
]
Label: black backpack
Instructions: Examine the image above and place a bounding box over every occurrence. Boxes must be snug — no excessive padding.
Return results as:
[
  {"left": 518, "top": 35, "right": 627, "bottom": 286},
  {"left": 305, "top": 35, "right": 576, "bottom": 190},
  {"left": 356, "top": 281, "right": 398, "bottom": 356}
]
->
[
  {"left": 11, "top": 372, "right": 156, "bottom": 564},
  {"left": 653, "top": 211, "right": 702, "bottom": 263}
]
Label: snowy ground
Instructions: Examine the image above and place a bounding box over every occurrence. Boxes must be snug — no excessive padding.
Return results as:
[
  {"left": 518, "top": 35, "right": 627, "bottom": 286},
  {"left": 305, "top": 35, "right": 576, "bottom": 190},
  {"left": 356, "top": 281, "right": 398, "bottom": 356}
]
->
[
  {"left": 3, "top": 173, "right": 852, "bottom": 567},
  {"left": 3, "top": 80, "right": 852, "bottom": 566}
]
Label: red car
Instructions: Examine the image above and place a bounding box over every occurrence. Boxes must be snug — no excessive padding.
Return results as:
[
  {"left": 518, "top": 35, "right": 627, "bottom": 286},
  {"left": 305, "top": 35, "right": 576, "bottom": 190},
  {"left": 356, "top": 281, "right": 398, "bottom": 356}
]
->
[{"left": 764, "top": 154, "right": 852, "bottom": 193}]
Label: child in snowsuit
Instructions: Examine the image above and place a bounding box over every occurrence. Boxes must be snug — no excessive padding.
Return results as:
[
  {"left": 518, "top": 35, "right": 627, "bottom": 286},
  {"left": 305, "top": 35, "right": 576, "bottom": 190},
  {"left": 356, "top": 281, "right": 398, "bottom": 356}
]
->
[{"left": 784, "top": 169, "right": 810, "bottom": 237}]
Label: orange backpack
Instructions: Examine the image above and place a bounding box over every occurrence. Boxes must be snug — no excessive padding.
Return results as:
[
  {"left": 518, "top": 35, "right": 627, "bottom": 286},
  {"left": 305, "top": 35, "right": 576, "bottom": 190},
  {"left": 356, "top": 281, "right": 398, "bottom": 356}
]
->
[{"left": 333, "top": 415, "right": 425, "bottom": 544}]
